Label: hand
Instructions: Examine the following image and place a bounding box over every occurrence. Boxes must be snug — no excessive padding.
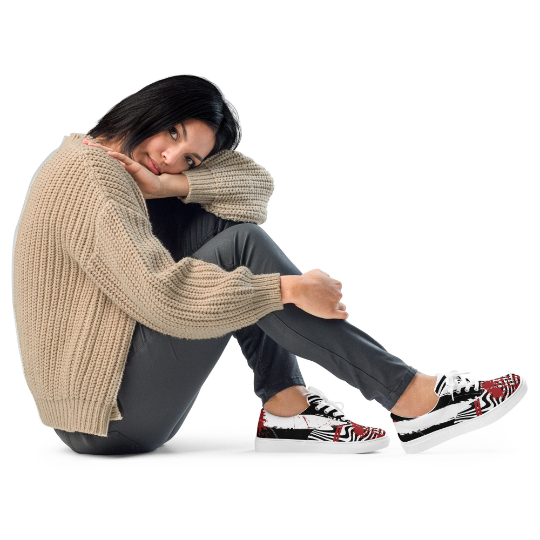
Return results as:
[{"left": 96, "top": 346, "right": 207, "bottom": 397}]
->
[
  {"left": 81, "top": 139, "right": 163, "bottom": 199},
  {"left": 280, "top": 269, "right": 349, "bottom": 320}
]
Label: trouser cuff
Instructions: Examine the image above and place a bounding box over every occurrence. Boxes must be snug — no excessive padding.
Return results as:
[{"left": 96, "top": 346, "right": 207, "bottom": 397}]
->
[{"left": 382, "top": 366, "right": 418, "bottom": 411}]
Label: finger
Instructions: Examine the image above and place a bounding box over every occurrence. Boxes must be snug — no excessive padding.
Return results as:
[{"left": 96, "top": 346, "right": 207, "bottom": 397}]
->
[
  {"left": 336, "top": 302, "right": 346, "bottom": 311},
  {"left": 334, "top": 310, "right": 349, "bottom": 320},
  {"left": 84, "top": 141, "right": 133, "bottom": 166},
  {"left": 82, "top": 139, "right": 113, "bottom": 152},
  {"left": 107, "top": 150, "right": 136, "bottom": 166},
  {"left": 82, "top": 140, "right": 141, "bottom": 174}
]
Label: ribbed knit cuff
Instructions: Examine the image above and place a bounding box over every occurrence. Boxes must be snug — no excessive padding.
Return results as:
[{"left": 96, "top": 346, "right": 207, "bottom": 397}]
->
[
  {"left": 177, "top": 166, "right": 218, "bottom": 205},
  {"left": 251, "top": 273, "right": 284, "bottom": 317}
]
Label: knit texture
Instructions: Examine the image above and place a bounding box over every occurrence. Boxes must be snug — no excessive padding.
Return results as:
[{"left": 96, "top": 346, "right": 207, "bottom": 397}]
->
[
  {"left": 179, "top": 149, "right": 274, "bottom": 224},
  {"left": 13, "top": 133, "right": 284, "bottom": 437}
]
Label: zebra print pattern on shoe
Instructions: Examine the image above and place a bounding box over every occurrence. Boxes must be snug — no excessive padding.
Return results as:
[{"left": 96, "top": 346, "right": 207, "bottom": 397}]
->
[
  {"left": 391, "top": 371, "right": 527, "bottom": 454},
  {"left": 255, "top": 386, "right": 388, "bottom": 454}
]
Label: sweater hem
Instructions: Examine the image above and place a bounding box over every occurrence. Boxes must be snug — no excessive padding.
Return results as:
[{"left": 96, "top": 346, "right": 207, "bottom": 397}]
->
[{"left": 35, "top": 398, "right": 117, "bottom": 437}]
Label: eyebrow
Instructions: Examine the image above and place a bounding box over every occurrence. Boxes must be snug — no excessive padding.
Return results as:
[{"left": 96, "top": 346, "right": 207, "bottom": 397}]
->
[{"left": 179, "top": 121, "right": 203, "bottom": 164}]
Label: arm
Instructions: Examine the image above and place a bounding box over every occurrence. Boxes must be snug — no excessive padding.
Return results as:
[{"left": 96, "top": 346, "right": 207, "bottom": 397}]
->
[
  {"left": 82, "top": 198, "right": 284, "bottom": 340},
  {"left": 82, "top": 140, "right": 273, "bottom": 224},
  {"left": 70, "top": 145, "right": 284, "bottom": 340},
  {"left": 174, "top": 149, "right": 275, "bottom": 224}
]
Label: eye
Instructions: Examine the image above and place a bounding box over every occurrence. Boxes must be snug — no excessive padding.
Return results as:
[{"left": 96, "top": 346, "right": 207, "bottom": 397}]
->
[{"left": 169, "top": 127, "right": 196, "bottom": 169}]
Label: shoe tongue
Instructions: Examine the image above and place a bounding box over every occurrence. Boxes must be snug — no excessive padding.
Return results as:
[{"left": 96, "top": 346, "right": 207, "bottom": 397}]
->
[
  {"left": 306, "top": 393, "right": 323, "bottom": 405},
  {"left": 434, "top": 372, "right": 471, "bottom": 396},
  {"left": 306, "top": 393, "right": 337, "bottom": 413},
  {"left": 434, "top": 373, "right": 449, "bottom": 396},
  {"left": 306, "top": 393, "right": 347, "bottom": 417}
]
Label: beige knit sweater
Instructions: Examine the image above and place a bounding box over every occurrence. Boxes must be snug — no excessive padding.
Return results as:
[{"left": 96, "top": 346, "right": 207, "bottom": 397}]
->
[{"left": 13, "top": 133, "right": 284, "bottom": 437}]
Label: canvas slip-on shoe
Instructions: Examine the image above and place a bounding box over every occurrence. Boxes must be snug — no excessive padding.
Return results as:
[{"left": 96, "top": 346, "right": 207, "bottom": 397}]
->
[
  {"left": 391, "top": 370, "right": 527, "bottom": 454},
  {"left": 255, "top": 386, "right": 389, "bottom": 453}
]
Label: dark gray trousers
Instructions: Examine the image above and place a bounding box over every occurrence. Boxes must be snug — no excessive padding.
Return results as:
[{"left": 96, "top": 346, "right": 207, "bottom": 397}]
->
[{"left": 55, "top": 197, "right": 417, "bottom": 455}]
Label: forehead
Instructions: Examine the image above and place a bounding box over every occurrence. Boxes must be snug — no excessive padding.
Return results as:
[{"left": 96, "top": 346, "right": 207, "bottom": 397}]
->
[{"left": 175, "top": 119, "right": 214, "bottom": 138}]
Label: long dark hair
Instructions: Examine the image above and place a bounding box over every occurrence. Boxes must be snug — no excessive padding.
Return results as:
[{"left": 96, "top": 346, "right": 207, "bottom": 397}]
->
[{"left": 87, "top": 75, "right": 241, "bottom": 160}]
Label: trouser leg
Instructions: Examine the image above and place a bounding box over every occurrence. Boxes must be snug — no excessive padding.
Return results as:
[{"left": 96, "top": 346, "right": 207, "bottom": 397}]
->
[
  {"left": 232, "top": 324, "right": 305, "bottom": 404},
  {"left": 190, "top": 222, "right": 418, "bottom": 411},
  {"left": 150, "top": 198, "right": 307, "bottom": 405},
  {"left": 149, "top": 197, "right": 307, "bottom": 404}
]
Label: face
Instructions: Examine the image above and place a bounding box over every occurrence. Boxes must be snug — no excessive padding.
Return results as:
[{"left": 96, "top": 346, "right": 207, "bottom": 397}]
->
[{"left": 130, "top": 119, "right": 216, "bottom": 175}]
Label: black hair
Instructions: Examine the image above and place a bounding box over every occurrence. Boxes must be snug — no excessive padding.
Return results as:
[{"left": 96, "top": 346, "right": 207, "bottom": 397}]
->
[{"left": 86, "top": 75, "right": 241, "bottom": 160}]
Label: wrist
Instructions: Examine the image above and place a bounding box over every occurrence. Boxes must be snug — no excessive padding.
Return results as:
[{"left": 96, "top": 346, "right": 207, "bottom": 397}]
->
[
  {"left": 160, "top": 173, "right": 189, "bottom": 199},
  {"left": 280, "top": 275, "right": 302, "bottom": 304}
]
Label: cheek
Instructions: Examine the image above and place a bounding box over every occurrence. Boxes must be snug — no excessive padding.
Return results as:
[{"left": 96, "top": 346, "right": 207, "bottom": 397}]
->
[
  {"left": 143, "top": 141, "right": 163, "bottom": 159},
  {"left": 131, "top": 144, "right": 143, "bottom": 162},
  {"left": 134, "top": 143, "right": 152, "bottom": 165},
  {"left": 134, "top": 136, "right": 165, "bottom": 165}
]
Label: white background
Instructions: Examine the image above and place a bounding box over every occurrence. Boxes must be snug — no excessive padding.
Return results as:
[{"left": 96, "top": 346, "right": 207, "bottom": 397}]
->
[{"left": 3, "top": 0, "right": 538, "bottom": 537}]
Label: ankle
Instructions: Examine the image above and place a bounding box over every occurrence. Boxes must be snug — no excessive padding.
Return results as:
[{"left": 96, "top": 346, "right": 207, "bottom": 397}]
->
[
  {"left": 390, "top": 373, "right": 439, "bottom": 418},
  {"left": 264, "top": 385, "right": 309, "bottom": 417}
]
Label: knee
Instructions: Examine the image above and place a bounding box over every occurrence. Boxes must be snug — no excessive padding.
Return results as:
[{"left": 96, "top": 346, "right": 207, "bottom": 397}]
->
[
  {"left": 54, "top": 428, "right": 159, "bottom": 456},
  {"left": 230, "top": 222, "right": 271, "bottom": 245},
  {"left": 193, "top": 220, "right": 299, "bottom": 275}
]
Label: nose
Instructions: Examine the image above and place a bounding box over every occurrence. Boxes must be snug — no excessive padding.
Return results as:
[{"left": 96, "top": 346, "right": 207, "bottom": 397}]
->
[{"left": 161, "top": 144, "right": 185, "bottom": 173}]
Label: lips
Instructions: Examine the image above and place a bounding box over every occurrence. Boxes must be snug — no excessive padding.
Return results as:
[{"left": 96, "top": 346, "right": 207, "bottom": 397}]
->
[{"left": 147, "top": 156, "right": 161, "bottom": 175}]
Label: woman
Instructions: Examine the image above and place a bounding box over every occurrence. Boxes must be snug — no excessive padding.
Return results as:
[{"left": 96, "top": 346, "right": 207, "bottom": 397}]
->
[{"left": 13, "top": 75, "right": 527, "bottom": 455}]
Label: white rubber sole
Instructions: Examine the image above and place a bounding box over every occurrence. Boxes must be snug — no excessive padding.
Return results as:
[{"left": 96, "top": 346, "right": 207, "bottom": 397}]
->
[
  {"left": 255, "top": 434, "right": 390, "bottom": 454},
  {"left": 399, "top": 378, "right": 528, "bottom": 454}
]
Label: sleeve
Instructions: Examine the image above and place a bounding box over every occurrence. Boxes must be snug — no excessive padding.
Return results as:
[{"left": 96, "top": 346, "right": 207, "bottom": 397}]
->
[
  {"left": 177, "top": 149, "right": 274, "bottom": 224},
  {"left": 82, "top": 198, "right": 284, "bottom": 340}
]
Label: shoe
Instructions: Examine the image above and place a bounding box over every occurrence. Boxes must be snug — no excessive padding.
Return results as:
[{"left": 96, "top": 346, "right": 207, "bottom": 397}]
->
[
  {"left": 255, "top": 386, "right": 389, "bottom": 453},
  {"left": 391, "top": 370, "right": 527, "bottom": 454}
]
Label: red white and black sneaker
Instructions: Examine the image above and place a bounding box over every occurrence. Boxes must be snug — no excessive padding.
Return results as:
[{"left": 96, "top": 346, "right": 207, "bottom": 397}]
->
[
  {"left": 391, "top": 370, "right": 527, "bottom": 454},
  {"left": 255, "top": 386, "right": 389, "bottom": 453}
]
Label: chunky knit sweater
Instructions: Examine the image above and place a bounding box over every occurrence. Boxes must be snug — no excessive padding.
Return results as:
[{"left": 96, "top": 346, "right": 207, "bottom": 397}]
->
[{"left": 13, "top": 133, "right": 284, "bottom": 437}]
